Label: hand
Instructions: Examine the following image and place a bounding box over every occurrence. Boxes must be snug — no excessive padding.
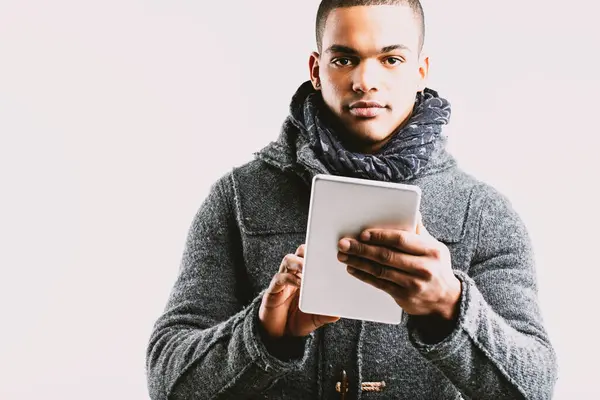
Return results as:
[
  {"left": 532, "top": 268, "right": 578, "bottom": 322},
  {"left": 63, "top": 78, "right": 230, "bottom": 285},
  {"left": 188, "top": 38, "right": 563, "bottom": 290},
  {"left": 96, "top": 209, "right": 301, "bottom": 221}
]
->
[
  {"left": 337, "top": 215, "right": 462, "bottom": 321},
  {"left": 259, "top": 244, "right": 340, "bottom": 339}
]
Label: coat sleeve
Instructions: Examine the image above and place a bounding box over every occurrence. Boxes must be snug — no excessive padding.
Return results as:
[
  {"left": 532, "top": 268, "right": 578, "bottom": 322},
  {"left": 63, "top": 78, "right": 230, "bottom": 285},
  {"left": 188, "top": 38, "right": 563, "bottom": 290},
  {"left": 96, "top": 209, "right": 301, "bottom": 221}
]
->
[
  {"left": 145, "top": 174, "right": 313, "bottom": 400},
  {"left": 407, "top": 187, "right": 558, "bottom": 400}
]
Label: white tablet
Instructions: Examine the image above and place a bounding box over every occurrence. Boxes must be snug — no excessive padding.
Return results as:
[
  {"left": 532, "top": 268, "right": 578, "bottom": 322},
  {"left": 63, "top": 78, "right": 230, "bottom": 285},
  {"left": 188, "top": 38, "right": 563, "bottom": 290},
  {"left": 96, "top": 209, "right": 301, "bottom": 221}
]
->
[{"left": 298, "top": 174, "right": 422, "bottom": 325}]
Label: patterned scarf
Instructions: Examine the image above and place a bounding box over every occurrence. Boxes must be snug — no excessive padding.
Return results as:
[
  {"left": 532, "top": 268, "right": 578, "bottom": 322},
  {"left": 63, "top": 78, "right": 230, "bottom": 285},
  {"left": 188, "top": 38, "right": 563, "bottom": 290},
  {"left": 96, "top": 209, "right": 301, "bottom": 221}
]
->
[{"left": 287, "top": 81, "right": 452, "bottom": 182}]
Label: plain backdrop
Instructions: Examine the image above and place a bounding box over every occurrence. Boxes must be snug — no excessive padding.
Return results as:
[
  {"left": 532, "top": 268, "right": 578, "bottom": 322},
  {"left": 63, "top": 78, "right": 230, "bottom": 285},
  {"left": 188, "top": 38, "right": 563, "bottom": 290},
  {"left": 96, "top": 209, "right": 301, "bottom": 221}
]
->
[{"left": 1, "top": 0, "right": 598, "bottom": 399}]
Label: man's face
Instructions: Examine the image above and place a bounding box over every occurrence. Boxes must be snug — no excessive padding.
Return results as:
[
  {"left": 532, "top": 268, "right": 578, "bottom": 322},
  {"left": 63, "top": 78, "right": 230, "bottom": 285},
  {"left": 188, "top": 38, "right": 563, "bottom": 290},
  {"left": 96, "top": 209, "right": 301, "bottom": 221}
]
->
[{"left": 310, "top": 5, "right": 428, "bottom": 153}]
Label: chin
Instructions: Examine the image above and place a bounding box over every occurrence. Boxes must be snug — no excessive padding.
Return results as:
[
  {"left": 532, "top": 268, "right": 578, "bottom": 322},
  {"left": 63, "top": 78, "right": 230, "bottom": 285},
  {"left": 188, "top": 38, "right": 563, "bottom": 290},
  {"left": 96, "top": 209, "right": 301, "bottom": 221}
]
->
[
  {"left": 344, "top": 128, "right": 393, "bottom": 152},
  {"left": 336, "top": 116, "right": 395, "bottom": 150},
  {"left": 354, "top": 123, "right": 394, "bottom": 141}
]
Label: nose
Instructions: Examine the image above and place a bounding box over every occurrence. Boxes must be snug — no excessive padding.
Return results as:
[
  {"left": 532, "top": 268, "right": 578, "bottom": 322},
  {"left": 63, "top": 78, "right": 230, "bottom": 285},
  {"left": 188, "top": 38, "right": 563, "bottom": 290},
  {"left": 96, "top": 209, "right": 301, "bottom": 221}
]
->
[{"left": 352, "top": 59, "right": 380, "bottom": 93}]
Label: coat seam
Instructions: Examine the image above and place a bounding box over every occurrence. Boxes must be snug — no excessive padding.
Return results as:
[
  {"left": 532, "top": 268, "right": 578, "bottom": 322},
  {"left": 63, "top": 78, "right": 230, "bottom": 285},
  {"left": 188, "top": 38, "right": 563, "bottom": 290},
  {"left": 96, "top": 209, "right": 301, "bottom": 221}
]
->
[{"left": 464, "top": 190, "right": 532, "bottom": 399}]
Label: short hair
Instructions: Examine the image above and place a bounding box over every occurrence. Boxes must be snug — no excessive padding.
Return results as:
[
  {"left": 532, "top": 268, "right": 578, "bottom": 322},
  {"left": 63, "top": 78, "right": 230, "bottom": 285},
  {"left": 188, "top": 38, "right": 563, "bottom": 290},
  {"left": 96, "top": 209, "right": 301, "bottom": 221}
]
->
[{"left": 315, "top": 0, "right": 425, "bottom": 54}]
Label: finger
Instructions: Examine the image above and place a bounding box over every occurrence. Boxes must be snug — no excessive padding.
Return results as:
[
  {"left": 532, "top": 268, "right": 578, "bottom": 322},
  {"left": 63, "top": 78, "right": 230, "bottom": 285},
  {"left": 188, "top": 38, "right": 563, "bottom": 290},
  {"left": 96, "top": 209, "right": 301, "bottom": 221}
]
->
[
  {"left": 339, "top": 253, "right": 416, "bottom": 286},
  {"left": 357, "top": 229, "right": 430, "bottom": 256},
  {"left": 279, "top": 253, "right": 304, "bottom": 274},
  {"left": 338, "top": 240, "right": 428, "bottom": 276},
  {"left": 347, "top": 266, "right": 405, "bottom": 299},
  {"left": 295, "top": 244, "right": 306, "bottom": 257},
  {"left": 414, "top": 211, "right": 422, "bottom": 234},
  {"left": 311, "top": 313, "right": 341, "bottom": 329},
  {"left": 267, "top": 272, "right": 301, "bottom": 295}
]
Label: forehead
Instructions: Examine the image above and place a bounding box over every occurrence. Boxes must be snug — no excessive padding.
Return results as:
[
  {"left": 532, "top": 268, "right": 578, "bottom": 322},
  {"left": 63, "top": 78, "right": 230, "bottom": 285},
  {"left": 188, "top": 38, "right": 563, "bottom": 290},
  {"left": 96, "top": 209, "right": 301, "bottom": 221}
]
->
[{"left": 322, "top": 5, "right": 420, "bottom": 52}]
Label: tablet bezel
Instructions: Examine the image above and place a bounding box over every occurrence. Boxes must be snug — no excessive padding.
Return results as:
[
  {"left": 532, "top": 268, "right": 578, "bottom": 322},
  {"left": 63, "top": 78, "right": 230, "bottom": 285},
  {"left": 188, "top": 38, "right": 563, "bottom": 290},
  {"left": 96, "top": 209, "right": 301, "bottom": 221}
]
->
[{"left": 298, "top": 174, "right": 422, "bottom": 325}]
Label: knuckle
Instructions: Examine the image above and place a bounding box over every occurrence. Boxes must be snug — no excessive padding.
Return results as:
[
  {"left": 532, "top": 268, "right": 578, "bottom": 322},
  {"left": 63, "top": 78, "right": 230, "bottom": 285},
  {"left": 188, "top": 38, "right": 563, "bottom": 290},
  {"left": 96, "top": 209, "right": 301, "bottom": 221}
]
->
[
  {"left": 352, "top": 240, "right": 363, "bottom": 253},
  {"left": 378, "top": 248, "right": 394, "bottom": 264},
  {"left": 420, "top": 266, "right": 433, "bottom": 280},
  {"left": 418, "top": 270, "right": 432, "bottom": 282},
  {"left": 428, "top": 247, "right": 441, "bottom": 259},
  {"left": 280, "top": 254, "right": 295, "bottom": 273},
  {"left": 280, "top": 270, "right": 291, "bottom": 279},
  {"left": 412, "top": 259, "right": 431, "bottom": 278},
  {"left": 282, "top": 273, "right": 298, "bottom": 285},
  {"left": 369, "top": 262, "right": 381, "bottom": 278},
  {"left": 372, "top": 231, "right": 384, "bottom": 242},
  {"left": 395, "top": 232, "right": 406, "bottom": 247},
  {"left": 272, "top": 273, "right": 285, "bottom": 286},
  {"left": 410, "top": 279, "right": 424, "bottom": 293},
  {"left": 406, "top": 296, "right": 420, "bottom": 308},
  {"left": 312, "top": 314, "right": 323, "bottom": 327}
]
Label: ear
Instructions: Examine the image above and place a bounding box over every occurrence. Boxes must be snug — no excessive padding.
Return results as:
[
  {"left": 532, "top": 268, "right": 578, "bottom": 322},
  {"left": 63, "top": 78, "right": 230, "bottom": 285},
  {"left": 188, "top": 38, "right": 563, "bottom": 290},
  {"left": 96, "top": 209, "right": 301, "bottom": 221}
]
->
[
  {"left": 309, "top": 52, "right": 322, "bottom": 90},
  {"left": 416, "top": 53, "right": 430, "bottom": 92}
]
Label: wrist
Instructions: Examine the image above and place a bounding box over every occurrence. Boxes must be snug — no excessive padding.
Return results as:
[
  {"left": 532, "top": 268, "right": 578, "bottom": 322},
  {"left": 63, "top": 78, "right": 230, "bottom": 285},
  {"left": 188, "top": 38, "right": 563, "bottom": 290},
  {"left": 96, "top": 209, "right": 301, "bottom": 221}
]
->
[
  {"left": 407, "top": 277, "right": 462, "bottom": 345},
  {"left": 259, "top": 324, "right": 306, "bottom": 361},
  {"left": 437, "top": 277, "right": 462, "bottom": 321}
]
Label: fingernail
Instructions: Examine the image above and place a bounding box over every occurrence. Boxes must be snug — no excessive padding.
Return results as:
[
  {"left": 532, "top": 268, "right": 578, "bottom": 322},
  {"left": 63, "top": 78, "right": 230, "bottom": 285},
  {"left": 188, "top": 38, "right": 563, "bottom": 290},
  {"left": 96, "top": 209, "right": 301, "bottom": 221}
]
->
[
  {"left": 361, "top": 231, "right": 371, "bottom": 241},
  {"left": 347, "top": 266, "right": 356, "bottom": 275},
  {"left": 339, "top": 239, "right": 350, "bottom": 251},
  {"left": 338, "top": 253, "right": 348, "bottom": 262}
]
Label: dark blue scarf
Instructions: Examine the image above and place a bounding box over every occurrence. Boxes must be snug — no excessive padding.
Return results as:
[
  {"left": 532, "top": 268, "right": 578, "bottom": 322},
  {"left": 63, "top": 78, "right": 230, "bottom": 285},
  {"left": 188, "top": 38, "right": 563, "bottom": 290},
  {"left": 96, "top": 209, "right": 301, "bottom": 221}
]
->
[{"left": 287, "top": 81, "right": 452, "bottom": 182}]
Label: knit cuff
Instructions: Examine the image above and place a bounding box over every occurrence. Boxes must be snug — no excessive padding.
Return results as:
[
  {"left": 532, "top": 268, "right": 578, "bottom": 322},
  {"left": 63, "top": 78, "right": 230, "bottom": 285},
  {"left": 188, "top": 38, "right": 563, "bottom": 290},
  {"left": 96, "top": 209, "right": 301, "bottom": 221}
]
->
[
  {"left": 407, "top": 270, "right": 479, "bottom": 361},
  {"left": 243, "top": 291, "right": 314, "bottom": 374}
]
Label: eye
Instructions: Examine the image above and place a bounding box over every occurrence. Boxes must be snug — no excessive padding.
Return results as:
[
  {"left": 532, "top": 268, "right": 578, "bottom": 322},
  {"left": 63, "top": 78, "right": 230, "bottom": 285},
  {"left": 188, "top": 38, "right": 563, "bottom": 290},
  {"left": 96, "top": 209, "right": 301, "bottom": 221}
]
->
[
  {"left": 384, "top": 57, "right": 404, "bottom": 66},
  {"left": 332, "top": 57, "right": 354, "bottom": 67}
]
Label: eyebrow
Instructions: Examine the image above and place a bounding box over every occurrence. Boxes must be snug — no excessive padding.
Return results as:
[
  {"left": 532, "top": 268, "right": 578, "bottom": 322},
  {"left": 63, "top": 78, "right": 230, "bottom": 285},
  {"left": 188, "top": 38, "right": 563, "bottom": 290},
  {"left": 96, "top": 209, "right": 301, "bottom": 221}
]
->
[{"left": 325, "top": 44, "right": 411, "bottom": 55}]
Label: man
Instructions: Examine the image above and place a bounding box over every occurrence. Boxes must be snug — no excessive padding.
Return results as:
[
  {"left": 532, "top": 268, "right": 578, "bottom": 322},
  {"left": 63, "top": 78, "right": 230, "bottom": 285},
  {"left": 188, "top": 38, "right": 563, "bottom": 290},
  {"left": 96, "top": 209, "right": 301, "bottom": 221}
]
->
[{"left": 146, "top": 1, "right": 558, "bottom": 399}]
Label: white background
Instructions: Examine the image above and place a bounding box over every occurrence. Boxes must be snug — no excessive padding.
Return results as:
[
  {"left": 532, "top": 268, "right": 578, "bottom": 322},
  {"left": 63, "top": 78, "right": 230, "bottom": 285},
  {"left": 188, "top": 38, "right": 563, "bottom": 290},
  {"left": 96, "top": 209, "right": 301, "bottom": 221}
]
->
[{"left": 1, "top": 0, "right": 598, "bottom": 398}]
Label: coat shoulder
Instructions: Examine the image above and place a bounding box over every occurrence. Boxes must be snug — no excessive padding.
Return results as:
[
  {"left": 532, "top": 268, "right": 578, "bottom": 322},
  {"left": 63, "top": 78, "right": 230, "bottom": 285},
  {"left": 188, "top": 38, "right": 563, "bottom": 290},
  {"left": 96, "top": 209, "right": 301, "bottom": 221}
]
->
[
  {"left": 415, "top": 167, "right": 495, "bottom": 243},
  {"left": 228, "top": 160, "right": 310, "bottom": 235}
]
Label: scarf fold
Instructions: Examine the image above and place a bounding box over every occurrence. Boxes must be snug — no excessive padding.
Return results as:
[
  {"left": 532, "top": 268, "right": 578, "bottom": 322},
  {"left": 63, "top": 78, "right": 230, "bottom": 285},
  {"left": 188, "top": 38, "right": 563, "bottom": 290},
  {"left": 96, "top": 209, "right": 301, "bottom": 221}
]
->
[{"left": 286, "top": 81, "right": 452, "bottom": 182}]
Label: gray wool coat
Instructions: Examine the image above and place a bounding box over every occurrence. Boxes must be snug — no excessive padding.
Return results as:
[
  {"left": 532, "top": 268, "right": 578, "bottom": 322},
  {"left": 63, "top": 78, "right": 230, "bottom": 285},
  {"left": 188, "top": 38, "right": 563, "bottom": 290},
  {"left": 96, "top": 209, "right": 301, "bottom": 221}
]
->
[{"left": 145, "top": 128, "right": 558, "bottom": 400}]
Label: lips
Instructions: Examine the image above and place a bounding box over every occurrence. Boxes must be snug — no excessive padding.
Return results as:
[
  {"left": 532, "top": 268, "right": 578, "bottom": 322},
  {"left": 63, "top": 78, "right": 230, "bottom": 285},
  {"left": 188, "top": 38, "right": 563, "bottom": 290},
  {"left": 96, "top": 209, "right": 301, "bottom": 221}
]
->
[{"left": 348, "top": 101, "right": 386, "bottom": 118}]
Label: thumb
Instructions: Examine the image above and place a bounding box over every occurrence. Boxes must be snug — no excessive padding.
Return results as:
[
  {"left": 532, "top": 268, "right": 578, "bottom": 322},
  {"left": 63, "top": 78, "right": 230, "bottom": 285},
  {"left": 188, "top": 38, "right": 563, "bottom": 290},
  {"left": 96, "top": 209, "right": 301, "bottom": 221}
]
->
[
  {"left": 312, "top": 314, "right": 341, "bottom": 328},
  {"left": 416, "top": 211, "right": 430, "bottom": 236}
]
